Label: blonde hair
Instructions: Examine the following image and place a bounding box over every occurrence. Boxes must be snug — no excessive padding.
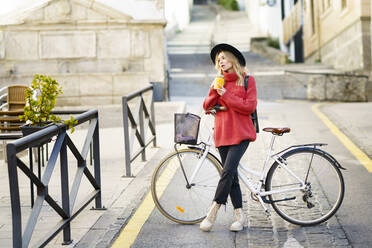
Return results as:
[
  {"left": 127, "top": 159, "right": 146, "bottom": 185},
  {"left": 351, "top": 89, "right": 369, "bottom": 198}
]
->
[{"left": 214, "top": 51, "right": 246, "bottom": 86}]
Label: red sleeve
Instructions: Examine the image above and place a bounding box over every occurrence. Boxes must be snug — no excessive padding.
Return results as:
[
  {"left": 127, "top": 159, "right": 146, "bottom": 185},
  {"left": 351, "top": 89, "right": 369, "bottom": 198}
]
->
[
  {"left": 220, "top": 77, "right": 257, "bottom": 115},
  {"left": 203, "top": 86, "right": 219, "bottom": 111}
]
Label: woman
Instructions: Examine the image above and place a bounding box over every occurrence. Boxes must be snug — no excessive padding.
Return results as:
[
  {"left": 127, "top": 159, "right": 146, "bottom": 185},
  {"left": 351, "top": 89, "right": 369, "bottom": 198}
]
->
[{"left": 200, "top": 43, "right": 257, "bottom": 232}]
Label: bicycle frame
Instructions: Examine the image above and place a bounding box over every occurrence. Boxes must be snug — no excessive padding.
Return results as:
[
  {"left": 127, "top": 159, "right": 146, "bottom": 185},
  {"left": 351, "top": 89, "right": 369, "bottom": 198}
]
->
[
  {"left": 184, "top": 128, "right": 311, "bottom": 215},
  {"left": 157, "top": 111, "right": 346, "bottom": 226},
  {"left": 236, "top": 134, "right": 307, "bottom": 213}
]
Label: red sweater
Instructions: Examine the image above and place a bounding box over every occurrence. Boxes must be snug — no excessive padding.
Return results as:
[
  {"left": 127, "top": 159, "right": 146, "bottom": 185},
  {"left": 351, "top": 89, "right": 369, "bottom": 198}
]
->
[{"left": 203, "top": 71, "right": 257, "bottom": 147}]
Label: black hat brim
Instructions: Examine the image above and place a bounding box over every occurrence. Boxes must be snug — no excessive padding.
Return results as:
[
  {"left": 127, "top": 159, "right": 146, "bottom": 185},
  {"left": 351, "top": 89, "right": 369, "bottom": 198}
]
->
[{"left": 210, "top": 43, "right": 246, "bottom": 67}]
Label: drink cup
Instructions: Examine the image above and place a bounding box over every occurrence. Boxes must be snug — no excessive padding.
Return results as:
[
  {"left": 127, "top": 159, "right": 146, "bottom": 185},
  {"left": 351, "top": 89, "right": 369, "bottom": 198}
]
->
[{"left": 214, "top": 74, "right": 225, "bottom": 89}]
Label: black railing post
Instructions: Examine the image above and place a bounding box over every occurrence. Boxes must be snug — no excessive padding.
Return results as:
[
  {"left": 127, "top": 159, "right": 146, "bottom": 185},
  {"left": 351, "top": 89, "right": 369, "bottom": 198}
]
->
[
  {"left": 93, "top": 116, "right": 103, "bottom": 208},
  {"left": 121, "top": 85, "right": 157, "bottom": 176},
  {"left": 122, "top": 96, "right": 132, "bottom": 177},
  {"left": 151, "top": 90, "right": 157, "bottom": 147},
  {"left": 7, "top": 143, "right": 22, "bottom": 248},
  {"left": 29, "top": 147, "right": 34, "bottom": 208},
  {"left": 6, "top": 109, "right": 103, "bottom": 247},
  {"left": 60, "top": 128, "right": 72, "bottom": 245},
  {"left": 139, "top": 94, "right": 146, "bottom": 162}
]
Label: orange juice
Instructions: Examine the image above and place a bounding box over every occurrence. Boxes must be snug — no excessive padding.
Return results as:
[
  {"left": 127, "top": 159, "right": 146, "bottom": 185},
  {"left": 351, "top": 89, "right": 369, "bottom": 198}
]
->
[{"left": 214, "top": 74, "right": 225, "bottom": 89}]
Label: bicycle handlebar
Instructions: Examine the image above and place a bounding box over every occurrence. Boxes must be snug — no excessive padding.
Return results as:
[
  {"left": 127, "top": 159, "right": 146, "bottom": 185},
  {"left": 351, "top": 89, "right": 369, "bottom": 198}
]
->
[{"left": 206, "top": 105, "right": 227, "bottom": 114}]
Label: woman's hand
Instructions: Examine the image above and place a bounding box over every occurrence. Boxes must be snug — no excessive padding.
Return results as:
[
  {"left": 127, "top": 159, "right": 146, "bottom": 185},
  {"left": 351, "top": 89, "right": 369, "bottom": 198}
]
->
[
  {"left": 216, "top": 87, "right": 226, "bottom": 96},
  {"left": 210, "top": 79, "right": 216, "bottom": 88},
  {"left": 210, "top": 79, "right": 225, "bottom": 95}
]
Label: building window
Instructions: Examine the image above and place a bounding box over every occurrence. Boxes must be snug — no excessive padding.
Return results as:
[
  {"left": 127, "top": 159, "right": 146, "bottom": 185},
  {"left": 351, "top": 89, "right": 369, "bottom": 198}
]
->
[{"left": 341, "top": 0, "right": 347, "bottom": 9}]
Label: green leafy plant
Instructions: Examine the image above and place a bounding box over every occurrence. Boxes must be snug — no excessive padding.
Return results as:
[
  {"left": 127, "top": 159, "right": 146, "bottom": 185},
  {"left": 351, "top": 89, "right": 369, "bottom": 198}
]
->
[
  {"left": 286, "top": 57, "right": 294, "bottom": 64},
  {"left": 267, "top": 37, "right": 280, "bottom": 49},
  {"left": 19, "top": 74, "right": 78, "bottom": 132},
  {"left": 217, "top": 0, "right": 239, "bottom": 11}
]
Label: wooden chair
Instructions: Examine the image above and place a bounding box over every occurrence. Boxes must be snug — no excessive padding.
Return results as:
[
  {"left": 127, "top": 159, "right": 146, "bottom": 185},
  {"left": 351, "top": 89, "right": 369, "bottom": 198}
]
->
[
  {"left": 0, "top": 85, "right": 49, "bottom": 165},
  {"left": 0, "top": 85, "right": 28, "bottom": 161},
  {"left": 0, "top": 85, "right": 28, "bottom": 131},
  {"left": 7, "top": 85, "right": 28, "bottom": 111}
]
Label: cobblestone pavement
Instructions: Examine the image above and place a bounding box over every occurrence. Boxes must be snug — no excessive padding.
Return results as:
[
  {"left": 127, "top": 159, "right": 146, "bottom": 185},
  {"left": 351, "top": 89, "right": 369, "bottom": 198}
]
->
[
  {"left": 231, "top": 101, "right": 352, "bottom": 248},
  {"left": 165, "top": 4, "right": 354, "bottom": 248}
]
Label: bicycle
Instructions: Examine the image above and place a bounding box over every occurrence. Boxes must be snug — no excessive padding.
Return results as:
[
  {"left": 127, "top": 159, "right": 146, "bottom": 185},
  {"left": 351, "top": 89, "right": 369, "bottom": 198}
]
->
[{"left": 151, "top": 107, "right": 346, "bottom": 226}]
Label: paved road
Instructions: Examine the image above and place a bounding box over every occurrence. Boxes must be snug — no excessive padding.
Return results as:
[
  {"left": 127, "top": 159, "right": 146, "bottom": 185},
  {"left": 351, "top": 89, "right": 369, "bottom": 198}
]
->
[
  {"left": 128, "top": 100, "right": 355, "bottom": 247},
  {"left": 125, "top": 5, "right": 356, "bottom": 248},
  {"left": 110, "top": 4, "right": 372, "bottom": 248}
]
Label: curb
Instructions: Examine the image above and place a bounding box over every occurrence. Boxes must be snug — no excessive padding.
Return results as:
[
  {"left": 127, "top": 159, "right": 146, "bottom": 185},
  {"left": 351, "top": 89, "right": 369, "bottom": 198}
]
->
[
  {"left": 74, "top": 101, "right": 186, "bottom": 247},
  {"left": 75, "top": 148, "right": 171, "bottom": 248},
  {"left": 312, "top": 103, "right": 372, "bottom": 173}
]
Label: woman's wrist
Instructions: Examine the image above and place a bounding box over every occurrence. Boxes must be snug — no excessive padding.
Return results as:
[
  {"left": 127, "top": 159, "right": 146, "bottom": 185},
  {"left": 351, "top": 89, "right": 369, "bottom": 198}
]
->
[{"left": 216, "top": 88, "right": 226, "bottom": 96}]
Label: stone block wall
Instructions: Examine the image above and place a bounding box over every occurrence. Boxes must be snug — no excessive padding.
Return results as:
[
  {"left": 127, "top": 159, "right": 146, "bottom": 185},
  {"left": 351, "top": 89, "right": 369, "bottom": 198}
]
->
[
  {"left": 0, "top": 0, "right": 166, "bottom": 106},
  {"left": 250, "top": 38, "right": 288, "bottom": 65},
  {"left": 307, "top": 74, "right": 370, "bottom": 102},
  {"left": 306, "top": 19, "right": 371, "bottom": 72}
]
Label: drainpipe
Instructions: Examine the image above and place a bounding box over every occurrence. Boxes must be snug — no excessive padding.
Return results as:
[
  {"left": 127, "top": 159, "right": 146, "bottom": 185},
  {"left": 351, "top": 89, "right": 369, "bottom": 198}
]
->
[{"left": 316, "top": 1, "right": 321, "bottom": 62}]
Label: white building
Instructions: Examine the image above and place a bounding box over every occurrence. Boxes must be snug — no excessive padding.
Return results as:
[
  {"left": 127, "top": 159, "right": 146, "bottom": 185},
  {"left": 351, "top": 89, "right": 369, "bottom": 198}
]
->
[
  {"left": 164, "top": 0, "right": 193, "bottom": 38},
  {"left": 0, "top": 0, "right": 167, "bottom": 105},
  {"left": 245, "top": 0, "right": 282, "bottom": 39}
]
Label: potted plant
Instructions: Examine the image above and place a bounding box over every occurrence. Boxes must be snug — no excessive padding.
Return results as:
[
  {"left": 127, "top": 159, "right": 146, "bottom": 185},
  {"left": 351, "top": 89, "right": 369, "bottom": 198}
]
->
[{"left": 19, "top": 74, "right": 77, "bottom": 138}]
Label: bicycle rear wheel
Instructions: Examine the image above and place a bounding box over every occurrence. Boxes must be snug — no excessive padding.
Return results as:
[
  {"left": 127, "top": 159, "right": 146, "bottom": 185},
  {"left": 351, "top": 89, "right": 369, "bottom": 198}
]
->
[
  {"left": 151, "top": 148, "right": 222, "bottom": 224},
  {"left": 265, "top": 147, "right": 345, "bottom": 226}
]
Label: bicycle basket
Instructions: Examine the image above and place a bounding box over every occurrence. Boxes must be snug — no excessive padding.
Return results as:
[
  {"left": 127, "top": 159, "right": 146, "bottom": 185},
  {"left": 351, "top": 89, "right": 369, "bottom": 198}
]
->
[{"left": 174, "top": 113, "right": 201, "bottom": 145}]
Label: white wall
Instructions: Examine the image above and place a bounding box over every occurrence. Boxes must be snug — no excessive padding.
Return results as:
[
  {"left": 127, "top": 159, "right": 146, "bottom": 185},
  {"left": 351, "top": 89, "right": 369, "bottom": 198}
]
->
[
  {"left": 0, "top": 0, "right": 167, "bottom": 105},
  {"left": 164, "top": 0, "right": 192, "bottom": 37},
  {"left": 245, "top": 0, "right": 281, "bottom": 38}
]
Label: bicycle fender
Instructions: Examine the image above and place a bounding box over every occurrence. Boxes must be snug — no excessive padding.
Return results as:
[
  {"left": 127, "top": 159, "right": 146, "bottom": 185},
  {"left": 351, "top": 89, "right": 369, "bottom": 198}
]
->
[
  {"left": 318, "top": 149, "right": 347, "bottom": 170},
  {"left": 282, "top": 147, "right": 346, "bottom": 170}
]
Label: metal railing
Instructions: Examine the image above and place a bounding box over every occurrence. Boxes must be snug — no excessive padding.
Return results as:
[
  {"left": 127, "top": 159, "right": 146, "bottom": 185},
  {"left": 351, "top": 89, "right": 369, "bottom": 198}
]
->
[
  {"left": 7, "top": 109, "right": 104, "bottom": 248},
  {"left": 122, "top": 85, "right": 157, "bottom": 177}
]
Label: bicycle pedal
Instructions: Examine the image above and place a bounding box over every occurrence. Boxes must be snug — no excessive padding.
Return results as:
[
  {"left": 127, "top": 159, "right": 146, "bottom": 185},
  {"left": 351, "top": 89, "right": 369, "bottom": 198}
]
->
[
  {"left": 264, "top": 210, "right": 271, "bottom": 217},
  {"left": 306, "top": 201, "right": 315, "bottom": 209}
]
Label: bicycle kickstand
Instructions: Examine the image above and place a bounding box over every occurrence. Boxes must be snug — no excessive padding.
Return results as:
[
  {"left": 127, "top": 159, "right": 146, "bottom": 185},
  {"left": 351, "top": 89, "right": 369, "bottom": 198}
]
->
[{"left": 257, "top": 195, "right": 271, "bottom": 217}]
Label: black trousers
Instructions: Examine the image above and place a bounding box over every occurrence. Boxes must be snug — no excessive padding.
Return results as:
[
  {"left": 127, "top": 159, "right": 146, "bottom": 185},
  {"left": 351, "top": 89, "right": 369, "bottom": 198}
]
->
[{"left": 214, "top": 140, "right": 250, "bottom": 209}]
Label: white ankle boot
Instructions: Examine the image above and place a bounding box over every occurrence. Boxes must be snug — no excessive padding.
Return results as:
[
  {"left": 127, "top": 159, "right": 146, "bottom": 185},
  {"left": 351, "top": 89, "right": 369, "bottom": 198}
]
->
[
  {"left": 200, "top": 201, "right": 220, "bottom": 232},
  {"left": 230, "top": 208, "right": 246, "bottom": 231}
]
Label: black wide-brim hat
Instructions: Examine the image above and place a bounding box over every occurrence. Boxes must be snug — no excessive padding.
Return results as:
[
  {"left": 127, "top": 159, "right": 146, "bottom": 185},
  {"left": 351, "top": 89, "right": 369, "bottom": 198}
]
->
[{"left": 210, "top": 43, "right": 246, "bottom": 67}]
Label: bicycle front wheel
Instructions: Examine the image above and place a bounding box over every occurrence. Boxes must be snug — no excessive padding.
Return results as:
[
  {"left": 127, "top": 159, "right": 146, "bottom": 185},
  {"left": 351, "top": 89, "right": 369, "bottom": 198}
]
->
[
  {"left": 151, "top": 148, "right": 222, "bottom": 224},
  {"left": 265, "top": 147, "right": 345, "bottom": 226}
]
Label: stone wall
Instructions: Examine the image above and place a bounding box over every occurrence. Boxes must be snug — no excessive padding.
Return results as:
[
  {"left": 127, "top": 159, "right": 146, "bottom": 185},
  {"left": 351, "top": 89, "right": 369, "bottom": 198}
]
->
[
  {"left": 0, "top": 0, "right": 167, "bottom": 106},
  {"left": 250, "top": 38, "right": 288, "bottom": 65},
  {"left": 307, "top": 74, "right": 370, "bottom": 102},
  {"left": 305, "top": 19, "right": 371, "bottom": 72}
]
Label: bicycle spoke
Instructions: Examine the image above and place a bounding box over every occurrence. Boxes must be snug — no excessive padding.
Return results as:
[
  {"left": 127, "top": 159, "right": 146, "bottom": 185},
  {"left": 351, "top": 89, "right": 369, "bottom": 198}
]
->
[
  {"left": 266, "top": 148, "right": 344, "bottom": 226},
  {"left": 275, "top": 203, "right": 310, "bottom": 209},
  {"left": 270, "top": 183, "right": 302, "bottom": 188},
  {"left": 151, "top": 149, "right": 222, "bottom": 224}
]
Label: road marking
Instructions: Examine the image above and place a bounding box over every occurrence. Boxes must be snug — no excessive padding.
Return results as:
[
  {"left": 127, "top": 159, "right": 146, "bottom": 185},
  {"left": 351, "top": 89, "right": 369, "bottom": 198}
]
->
[
  {"left": 170, "top": 68, "right": 184, "bottom": 72},
  {"left": 170, "top": 73, "right": 207, "bottom": 78},
  {"left": 312, "top": 103, "right": 372, "bottom": 172},
  {"left": 111, "top": 157, "right": 178, "bottom": 248},
  {"left": 252, "top": 71, "right": 285, "bottom": 76},
  {"left": 169, "top": 71, "right": 286, "bottom": 78}
]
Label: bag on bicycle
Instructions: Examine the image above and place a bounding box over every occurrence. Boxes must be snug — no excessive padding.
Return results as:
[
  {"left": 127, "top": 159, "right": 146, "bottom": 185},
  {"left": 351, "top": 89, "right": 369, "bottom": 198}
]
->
[{"left": 244, "top": 75, "right": 259, "bottom": 133}]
